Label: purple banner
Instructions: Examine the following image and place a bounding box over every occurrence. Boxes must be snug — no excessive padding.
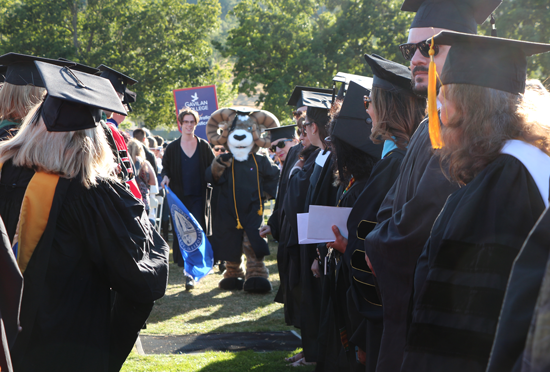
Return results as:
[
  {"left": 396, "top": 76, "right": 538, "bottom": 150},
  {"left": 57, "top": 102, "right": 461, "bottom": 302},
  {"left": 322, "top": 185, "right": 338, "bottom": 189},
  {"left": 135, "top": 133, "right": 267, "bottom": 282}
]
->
[{"left": 173, "top": 85, "right": 219, "bottom": 140}]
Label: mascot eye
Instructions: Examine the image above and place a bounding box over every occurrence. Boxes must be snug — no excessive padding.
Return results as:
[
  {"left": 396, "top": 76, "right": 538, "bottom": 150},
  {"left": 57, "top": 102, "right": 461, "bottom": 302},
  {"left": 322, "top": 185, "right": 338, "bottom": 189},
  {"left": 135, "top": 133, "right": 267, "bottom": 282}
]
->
[{"left": 247, "top": 126, "right": 252, "bottom": 131}]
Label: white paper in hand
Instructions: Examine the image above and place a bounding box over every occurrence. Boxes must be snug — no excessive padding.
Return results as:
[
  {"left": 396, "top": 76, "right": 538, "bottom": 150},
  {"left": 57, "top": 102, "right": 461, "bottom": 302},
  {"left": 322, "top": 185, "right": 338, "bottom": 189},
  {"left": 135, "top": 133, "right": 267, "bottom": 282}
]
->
[
  {"left": 306, "top": 205, "right": 352, "bottom": 241},
  {"left": 297, "top": 213, "right": 329, "bottom": 244}
]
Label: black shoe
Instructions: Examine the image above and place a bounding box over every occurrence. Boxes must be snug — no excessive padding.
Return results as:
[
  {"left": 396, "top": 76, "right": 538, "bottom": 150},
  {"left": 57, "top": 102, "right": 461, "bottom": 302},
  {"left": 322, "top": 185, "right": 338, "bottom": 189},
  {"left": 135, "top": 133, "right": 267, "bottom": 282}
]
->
[
  {"left": 219, "top": 261, "right": 226, "bottom": 273},
  {"left": 185, "top": 276, "right": 195, "bottom": 291}
]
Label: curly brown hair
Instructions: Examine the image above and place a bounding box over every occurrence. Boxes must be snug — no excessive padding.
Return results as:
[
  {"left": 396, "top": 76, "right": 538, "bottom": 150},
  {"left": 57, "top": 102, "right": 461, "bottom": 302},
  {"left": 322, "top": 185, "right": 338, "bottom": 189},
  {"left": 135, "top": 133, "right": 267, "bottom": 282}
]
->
[
  {"left": 369, "top": 87, "right": 426, "bottom": 150},
  {"left": 438, "top": 83, "right": 550, "bottom": 185}
]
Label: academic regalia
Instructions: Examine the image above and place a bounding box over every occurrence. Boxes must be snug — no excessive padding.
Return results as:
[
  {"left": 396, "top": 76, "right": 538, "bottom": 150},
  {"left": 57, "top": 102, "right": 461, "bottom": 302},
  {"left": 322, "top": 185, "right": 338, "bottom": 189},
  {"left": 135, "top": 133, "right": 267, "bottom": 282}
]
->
[
  {"left": 205, "top": 153, "right": 279, "bottom": 262},
  {"left": 521, "top": 207, "right": 550, "bottom": 372},
  {"left": 279, "top": 146, "right": 320, "bottom": 327},
  {"left": 271, "top": 143, "right": 303, "bottom": 304},
  {"left": 0, "top": 161, "right": 169, "bottom": 372},
  {"left": 316, "top": 178, "right": 369, "bottom": 372},
  {"left": 364, "top": 118, "right": 459, "bottom": 372},
  {"left": 345, "top": 148, "right": 406, "bottom": 372},
  {"left": 0, "top": 216, "right": 23, "bottom": 372},
  {"left": 402, "top": 30, "right": 550, "bottom": 372},
  {"left": 487, "top": 205, "right": 550, "bottom": 372},
  {"left": 300, "top": 150, "right": 339, "bottom": 363},
  {"left": 402, "top": 154, "right": 545, "bottom": 372}
]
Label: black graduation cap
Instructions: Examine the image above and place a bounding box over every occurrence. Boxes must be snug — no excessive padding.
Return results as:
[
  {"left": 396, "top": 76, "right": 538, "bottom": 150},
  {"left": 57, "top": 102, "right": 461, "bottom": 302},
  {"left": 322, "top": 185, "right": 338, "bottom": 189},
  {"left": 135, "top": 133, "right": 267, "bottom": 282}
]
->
[
  {"left": 98, "top": 64, "right": 138, "bottom": 95},
  {"left": 430, "top": 31, "right": 550, "bottom": 94},
  {"left": 123, "top": 88, "right": 137, "bottom": 112},
  {"left": 364, "top": 54, "right": 414, "bottom": 94},
  {"left": 0, "top": 66, "right": 6, "bottom": 83},
  {"left": 35, "top": 61, "right": 127, "bottom": 132},
  {"left": 264, "top": 125, "right": 297, "bottom": 142},
  {"left": 58, "top": 58, "right": 100, "bottom": 75},
  {"left": 287, "top": 86, "right": 332, "bottom": 107},
  {"left": 0, "top": 53, "right": 75, "bottom": 87},
  {"left": 333, "top": 72, "right": 373, "bottom": 98},
  {"left": 402, "top": 0, "right": 502, "bottom": 34},
  {"left": 332, "top": 81, "right": 383, "bottom": 159}
]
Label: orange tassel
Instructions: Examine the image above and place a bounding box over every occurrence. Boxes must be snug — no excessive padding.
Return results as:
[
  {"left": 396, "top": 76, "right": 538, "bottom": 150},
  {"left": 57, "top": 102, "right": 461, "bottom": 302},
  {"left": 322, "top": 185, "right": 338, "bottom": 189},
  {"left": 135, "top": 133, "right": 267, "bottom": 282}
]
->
[{"left": 428, "top": 37, "right": 444, "bottom": 149}]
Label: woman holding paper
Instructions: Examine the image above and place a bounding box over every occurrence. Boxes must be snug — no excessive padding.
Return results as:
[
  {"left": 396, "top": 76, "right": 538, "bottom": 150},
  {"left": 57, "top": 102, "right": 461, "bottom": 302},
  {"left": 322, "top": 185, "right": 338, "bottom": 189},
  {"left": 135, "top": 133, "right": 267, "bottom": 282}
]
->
[{"left": 322, "top": 55, "right": 425, "bottom": 372}]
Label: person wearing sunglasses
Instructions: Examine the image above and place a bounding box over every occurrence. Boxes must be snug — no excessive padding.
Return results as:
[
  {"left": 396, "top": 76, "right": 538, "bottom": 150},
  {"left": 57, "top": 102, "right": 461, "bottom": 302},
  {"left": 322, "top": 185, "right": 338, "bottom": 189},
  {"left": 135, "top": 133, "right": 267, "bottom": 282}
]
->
[
  {"left": 363, "top": 1, "right": 502, "bottom": 371},
  {"left": 212, "top": 145, "right": 227, "bottom": 156}
]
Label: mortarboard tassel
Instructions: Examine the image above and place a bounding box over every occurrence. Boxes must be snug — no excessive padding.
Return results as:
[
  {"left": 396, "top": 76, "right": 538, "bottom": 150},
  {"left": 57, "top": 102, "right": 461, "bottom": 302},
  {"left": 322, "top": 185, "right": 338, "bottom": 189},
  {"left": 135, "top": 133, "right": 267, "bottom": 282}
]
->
[
  {"left": 231, "top": 161, "right": 244, "bottom": 229},
  {"left": 490, "top": 14, "right": 497, "bottom": 37},
  {"left": 428, "top": 36, "right": 444, "bottom": 149},
  {"left": 252, "top": 154, "right": 263, "bottom": 216}
]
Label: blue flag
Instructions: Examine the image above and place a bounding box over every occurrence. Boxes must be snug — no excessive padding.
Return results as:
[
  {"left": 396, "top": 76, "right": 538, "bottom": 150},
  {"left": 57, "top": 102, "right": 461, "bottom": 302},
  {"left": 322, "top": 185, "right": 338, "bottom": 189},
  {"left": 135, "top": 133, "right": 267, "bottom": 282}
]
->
[{"left": 165, "top": 186, "right": 213, "bottom": 281}]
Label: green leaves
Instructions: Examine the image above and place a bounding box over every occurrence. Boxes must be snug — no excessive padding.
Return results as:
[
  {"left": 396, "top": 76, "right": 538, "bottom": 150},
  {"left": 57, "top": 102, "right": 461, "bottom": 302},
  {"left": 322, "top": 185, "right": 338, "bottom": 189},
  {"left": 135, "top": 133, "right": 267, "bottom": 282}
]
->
[{"left": 0, "top": 0, "right": 236, "bottom": 128}]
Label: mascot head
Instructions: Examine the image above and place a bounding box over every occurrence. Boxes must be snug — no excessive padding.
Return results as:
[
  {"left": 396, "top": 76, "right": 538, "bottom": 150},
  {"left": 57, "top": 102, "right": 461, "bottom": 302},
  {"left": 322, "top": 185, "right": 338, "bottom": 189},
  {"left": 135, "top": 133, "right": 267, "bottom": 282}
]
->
[{"left": 206, "top": 107, "right": 279, "bottom": 161}]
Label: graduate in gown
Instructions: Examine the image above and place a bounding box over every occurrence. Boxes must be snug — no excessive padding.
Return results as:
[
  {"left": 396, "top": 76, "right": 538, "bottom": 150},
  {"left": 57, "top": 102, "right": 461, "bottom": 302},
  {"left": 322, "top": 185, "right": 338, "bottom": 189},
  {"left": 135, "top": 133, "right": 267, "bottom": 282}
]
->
[
  {"left": 259, "top": 125, "right": 300, "bottom": 306},
  {"left": 336, "top": 56, "right": 426, "bottom": 372},
  {"left": 402, "top": 31, "right": 550, "bottom": 372},
  {"left": 363, "top": 1, "right": 501, "bottom": 370},
  {"left": 0, "top": 62, "right": 170, "bottom": 372},
  {"left": 315, "top": 79, "right": 383, "bottom": 372},
  {"left": 486, "top": 82, "right": 550, "bottom": 372}
]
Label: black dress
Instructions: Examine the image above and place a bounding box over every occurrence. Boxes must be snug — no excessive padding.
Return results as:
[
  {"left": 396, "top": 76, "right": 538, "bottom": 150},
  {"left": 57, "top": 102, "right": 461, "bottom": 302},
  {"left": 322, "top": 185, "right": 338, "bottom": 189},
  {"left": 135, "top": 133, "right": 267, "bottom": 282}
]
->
[
  {"left": 364, "top": 119, "right": 459, "bottom": 372},
  {"left": 402, "top": 154, "right": 546, "bottom": 372},
  {"left": 0, "top": 160, "right": 170, "bottom": 372},
  {"left": 345, "top": 148, "right": 406, "bottom": 372}
]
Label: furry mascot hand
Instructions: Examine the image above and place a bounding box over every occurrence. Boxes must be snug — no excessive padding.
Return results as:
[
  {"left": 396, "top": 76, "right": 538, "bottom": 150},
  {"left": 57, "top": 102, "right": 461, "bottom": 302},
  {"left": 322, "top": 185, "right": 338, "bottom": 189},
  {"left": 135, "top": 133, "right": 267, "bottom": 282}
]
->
[{"left": 211, "top": 152, "right": 233, "bottom": 182}]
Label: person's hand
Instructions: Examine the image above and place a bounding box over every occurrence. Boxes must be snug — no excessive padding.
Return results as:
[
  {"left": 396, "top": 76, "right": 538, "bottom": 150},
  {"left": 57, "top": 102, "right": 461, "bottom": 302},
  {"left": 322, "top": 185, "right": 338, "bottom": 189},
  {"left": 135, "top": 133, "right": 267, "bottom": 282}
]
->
[
  {"left": 326, "top": 225, "right": 348, "bottom": 254},
  {"left": 259, "top": 225, "right": 271, "bottom": 238},
  {"left": 365, "top": 252, "right": 376, "bottom": 277},
  {"left": 160, "top": 175, "right": 170, "bottom": 188},
  {"left": 311, "top": 258, "right": 320, "bottom": 279}
]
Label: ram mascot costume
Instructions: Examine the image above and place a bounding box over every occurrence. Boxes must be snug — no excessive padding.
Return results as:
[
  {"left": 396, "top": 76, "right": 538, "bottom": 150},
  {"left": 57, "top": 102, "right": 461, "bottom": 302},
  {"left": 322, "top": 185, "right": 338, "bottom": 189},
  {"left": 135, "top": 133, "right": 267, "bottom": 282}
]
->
[{"left": 206, "top": 107, "right": 280, "bottom": 293}]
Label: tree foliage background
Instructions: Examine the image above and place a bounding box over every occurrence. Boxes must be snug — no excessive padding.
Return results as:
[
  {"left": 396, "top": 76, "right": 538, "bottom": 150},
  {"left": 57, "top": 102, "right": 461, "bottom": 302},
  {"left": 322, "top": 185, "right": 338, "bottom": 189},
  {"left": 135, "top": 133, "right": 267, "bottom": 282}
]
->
[{"left": 0, "top": 0, "right": 548, "bottom": 127}]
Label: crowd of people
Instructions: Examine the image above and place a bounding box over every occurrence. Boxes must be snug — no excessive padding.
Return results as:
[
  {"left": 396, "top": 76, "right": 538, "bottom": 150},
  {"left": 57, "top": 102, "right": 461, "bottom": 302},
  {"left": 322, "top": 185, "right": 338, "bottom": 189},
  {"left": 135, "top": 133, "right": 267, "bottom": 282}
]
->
[{"left": 2, "top": 0, "right": 550, "bottom": 371}]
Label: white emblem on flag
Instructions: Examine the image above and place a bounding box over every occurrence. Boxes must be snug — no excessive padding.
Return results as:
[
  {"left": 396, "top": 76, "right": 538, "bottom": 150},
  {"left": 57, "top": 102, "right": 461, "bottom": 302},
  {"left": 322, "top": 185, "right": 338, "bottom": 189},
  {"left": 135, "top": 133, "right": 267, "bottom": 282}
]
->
[{"left": 172, "top": 204, "right": 202, "bottom": 252}]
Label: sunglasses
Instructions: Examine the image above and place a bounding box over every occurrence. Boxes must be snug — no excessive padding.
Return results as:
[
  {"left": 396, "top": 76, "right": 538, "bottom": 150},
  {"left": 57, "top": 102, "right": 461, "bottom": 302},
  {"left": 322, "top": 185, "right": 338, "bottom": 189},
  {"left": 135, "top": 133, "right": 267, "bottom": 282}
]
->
[
  {"left": 270, "top": 139, "right": 293, "bottom": 152},
  {"left": 363, "top": 95, "right": 371, "bottom": 110},
  {"left": 214, "top": 147, "right": 226, "bottom": 153},
  {"left": 398, "top": 41, "right": 440, "bottom": 61}
]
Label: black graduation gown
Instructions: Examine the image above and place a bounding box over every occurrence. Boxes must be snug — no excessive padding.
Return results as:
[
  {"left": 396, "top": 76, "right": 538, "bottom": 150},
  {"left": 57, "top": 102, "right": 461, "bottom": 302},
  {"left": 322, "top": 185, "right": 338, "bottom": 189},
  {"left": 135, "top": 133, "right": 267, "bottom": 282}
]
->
[
  {"left": 344, "top": 149, "right": 406, "bottom": 372},
  {"left": 401, "top": 154, "right": 546, "bottom": 372},
  {"left": 205, "top": 153, "right": 280, "bottom": 262},
  {"left": 487, "top": 208, "right": 550, "bottom": 372},
  {"left": 271, "top": 143, "right": 303, "bottom": 304},
  {"left": 0, "top": 216, "right": 23, "bottom": 372},
  {"left": 0, "top": 161, "right": 170, "bottom": 372},
  {"left": 279, "top": 147, "right": 320, "bottom": 327},
  {"left": 300, "top": 150, "right": 339, "bottom": 363},
  {"left": 364, "top": 119, "right": 459, "bottom": 372},
  {"left": 316, "top": 178, "right": 370, "bottom": 372}
]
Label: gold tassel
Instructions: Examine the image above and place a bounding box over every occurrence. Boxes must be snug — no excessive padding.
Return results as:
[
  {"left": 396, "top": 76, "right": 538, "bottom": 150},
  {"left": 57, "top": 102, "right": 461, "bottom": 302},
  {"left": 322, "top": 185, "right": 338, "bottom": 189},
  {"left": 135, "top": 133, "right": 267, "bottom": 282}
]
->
[
  {"left": 231, "top": 161, "right": 244, "bottom": 229},
  {"left": 252, "top": 154, "right": 264, "bottom": 216},
  {"left": 428, "top": 36, "right": 444, "bottom": 149}
]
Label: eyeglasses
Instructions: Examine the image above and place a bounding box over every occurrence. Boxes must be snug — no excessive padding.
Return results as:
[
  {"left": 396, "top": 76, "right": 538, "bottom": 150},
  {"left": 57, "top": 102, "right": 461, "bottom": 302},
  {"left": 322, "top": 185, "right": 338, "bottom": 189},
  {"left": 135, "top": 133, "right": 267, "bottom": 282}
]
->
[
  {"left": 270, "top": 139, "right": 293, "bottom": 152},
  {"left": 398, "top": 41, "right": 440, "bottom": 61},
  {"left": 214, "top": 147, "right": 226, "bottom": 153},
  {"left": 363, "top": 95, "right": 371, "bottom": 110}
]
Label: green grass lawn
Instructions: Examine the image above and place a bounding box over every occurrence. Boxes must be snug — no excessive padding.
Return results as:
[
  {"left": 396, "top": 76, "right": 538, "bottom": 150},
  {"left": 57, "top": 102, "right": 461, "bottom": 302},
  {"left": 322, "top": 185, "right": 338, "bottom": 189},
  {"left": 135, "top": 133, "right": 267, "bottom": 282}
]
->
[{"left": 121, "top": 211, "right": 313, "bottom": 371}]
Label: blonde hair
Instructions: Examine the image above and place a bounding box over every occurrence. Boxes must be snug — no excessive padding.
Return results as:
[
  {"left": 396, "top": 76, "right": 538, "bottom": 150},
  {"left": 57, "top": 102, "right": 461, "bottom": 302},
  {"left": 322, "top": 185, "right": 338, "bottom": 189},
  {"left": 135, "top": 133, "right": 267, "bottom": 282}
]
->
[
  {"left": 0, "top": 83, "right": 46, "bottom": 123},
  {"left": 0, "top": 105, "right": 116, "bottom": 188},
  {"left": 127, "top": 138, "right": 145, "bottom": 163},
  {"left": 439, "top": 83, "right": 550, "bottom": 185}
]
